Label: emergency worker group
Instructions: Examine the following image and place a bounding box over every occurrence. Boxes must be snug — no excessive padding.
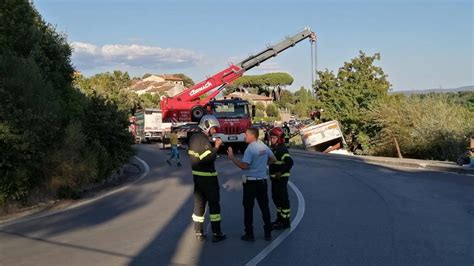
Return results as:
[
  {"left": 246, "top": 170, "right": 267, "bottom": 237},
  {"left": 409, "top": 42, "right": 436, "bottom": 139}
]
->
[{"left": 184, "top": 115, "right": 293, "bottom": 242}]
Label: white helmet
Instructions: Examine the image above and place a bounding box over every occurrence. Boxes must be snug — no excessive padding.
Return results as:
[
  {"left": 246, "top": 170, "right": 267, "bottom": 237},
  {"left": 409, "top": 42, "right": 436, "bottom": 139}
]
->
[{"left": 199, "top": 115, "right": 220, "bottom": 133}]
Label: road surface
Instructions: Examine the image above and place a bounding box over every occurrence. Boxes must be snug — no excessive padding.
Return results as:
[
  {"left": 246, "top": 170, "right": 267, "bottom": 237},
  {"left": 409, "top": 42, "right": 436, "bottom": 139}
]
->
[{"left": 1, "top": 144, "right": 473, "bottom": 265}]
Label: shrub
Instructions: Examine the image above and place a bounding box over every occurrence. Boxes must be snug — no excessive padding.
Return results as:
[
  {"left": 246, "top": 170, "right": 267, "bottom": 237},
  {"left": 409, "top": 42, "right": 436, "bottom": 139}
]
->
[{"left": 369, "top": 94, "right": 473, "bottom": 161}]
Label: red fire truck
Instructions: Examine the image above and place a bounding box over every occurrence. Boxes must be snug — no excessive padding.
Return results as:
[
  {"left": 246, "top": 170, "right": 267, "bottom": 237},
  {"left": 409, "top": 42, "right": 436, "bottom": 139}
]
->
[{"left": 160, "top": 27, "right": 316, "bottom": 148}]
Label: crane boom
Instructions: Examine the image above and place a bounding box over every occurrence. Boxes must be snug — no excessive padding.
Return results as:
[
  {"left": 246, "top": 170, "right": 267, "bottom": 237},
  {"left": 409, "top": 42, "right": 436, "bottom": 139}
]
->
[{"left": 160, "top": 27, "right": 316, "bottom": 122}]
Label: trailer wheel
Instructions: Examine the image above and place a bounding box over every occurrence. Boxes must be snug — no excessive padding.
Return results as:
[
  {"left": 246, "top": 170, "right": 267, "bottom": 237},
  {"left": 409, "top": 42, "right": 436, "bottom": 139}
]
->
[{"left": 191, "top": 105, "right": 206, "bottom": 122}]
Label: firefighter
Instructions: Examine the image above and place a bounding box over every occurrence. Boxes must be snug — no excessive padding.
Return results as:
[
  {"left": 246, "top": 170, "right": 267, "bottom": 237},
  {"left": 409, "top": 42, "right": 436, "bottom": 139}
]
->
[
  {"left": 268, "top": 127, "right": 294, "bottom": 230},
  {"left": 282, "top": 122, "right": 290, "bottom": 147},
  {"left": 188, "top": 115, "right": 226, "bottom": 242}
]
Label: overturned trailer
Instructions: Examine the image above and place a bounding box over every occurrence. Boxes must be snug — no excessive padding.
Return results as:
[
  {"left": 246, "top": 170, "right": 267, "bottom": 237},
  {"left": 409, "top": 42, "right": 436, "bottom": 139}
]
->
[{"left": 298, "top": 120, "right": 350, "bottom": 154}]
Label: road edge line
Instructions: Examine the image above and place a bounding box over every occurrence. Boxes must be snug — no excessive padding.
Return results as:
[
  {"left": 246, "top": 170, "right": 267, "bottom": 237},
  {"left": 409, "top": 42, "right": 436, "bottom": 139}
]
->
[
  {"left": 0, "top": 155, "right": 150, "bottom": 228},
  {"left": 245, "top": 180, "right": 305, "bottom": 266}
]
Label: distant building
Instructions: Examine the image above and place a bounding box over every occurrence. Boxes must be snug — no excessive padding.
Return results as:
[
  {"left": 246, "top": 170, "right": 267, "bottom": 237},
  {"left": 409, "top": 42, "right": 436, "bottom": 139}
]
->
[
  {"left": 129, "top": 74, "right": 185, "bottom": 96},
  {"left": 227, "top": 91, "right": 273, "bottom": 107}
]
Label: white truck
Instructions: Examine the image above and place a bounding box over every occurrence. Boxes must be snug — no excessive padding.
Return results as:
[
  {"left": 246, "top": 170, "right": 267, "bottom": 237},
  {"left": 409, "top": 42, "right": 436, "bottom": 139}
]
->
[
  {"left": 135, "top": 109, "right": 172, "bottom": 143},
  {"left": 298, "top": 120, "right": 351, "bottom": 154}
]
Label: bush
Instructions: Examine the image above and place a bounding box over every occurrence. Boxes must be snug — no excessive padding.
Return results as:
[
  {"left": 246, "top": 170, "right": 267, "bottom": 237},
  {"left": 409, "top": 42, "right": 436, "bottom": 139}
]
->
[
  {"left": 368, "top": 94, "right": 473, "bottom": 161},
  {"left": 0, "top": 1, "right": 133, "bottom": 205},
  {"left": 265, "top": 103, "right": 279, "bottom": 117}
]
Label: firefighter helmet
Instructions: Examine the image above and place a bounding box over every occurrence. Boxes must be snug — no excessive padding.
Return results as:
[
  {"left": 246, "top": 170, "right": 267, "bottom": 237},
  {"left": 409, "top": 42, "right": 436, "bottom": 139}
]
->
[
  {"left": 269, "top": 127, "right": 285, "bottom": 144},
  {"left": 199, "top": 115, "right": 220, "bottom": 133}
]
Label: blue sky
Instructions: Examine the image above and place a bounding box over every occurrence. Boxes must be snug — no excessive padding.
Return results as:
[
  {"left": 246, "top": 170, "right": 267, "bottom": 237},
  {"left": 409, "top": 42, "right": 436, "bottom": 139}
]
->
[{"left": 34, "top": 0, "right": 473, "bottom": 91}]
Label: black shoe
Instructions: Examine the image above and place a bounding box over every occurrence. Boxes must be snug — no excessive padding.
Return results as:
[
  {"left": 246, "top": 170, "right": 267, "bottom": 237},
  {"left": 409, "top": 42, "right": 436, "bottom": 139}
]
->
[
  {"left": 241, "top": 234, "right": 255, "bottom": 242},
  {"left": 273, "top": 222, "right": 291, "bottom": 230},
  {"left": 195, "top": 233, "right": 206, "bottom": 242},
  {"left": 177, "top": 162, "right": 182, "bottom": 167},
  {"left": 212, "top": 233, "right": 227, "bottom": 243},
  {"left": 166, "top": 160, "right": 171, "bottom": 165}
]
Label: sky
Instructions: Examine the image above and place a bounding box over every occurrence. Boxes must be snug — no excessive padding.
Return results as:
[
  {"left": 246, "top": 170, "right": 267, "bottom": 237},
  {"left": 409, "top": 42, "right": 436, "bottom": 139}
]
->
[{"left": 34, "top": 0, "right": 473, "bottom": 91}]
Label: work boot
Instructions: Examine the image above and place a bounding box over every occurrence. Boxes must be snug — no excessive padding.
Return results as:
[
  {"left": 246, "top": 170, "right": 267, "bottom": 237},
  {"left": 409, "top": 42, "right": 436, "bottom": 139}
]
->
[
  {"left": 212, "top": 233, "right": 227, "bottom": 243},
  {"left": 177, "top": 162, "right": 182, "bottom": 167},
  {"left": 272, "top": 217, "right": 282, "bottom": 228},
  {"left": 273, "top": 219, "right": 291, "bottom": 230},
  {"left": 166, "top": 160, "right": 171, "bottom": 165},
  {"left": 241, "top": 234, "right": 255, "bottom": 242},
  {"left": 195, "top": 232, "right": 206, "bottom": 242},
  {"left": 195, "top": 221, "right": 206, "bottom": 242}
]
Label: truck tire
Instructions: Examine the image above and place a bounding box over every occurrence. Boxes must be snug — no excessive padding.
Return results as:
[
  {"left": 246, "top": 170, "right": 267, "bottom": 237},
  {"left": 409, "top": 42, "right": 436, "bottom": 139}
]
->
[{"left": 191, "top": 105, "right": 206, "bottom": 122}]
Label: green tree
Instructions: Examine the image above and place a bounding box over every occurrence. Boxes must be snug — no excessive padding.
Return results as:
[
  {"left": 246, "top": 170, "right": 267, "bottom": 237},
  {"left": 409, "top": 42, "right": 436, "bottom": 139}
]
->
[
  {"left": 74, "top": 71, "right": 140, "bottom": 114},
  {"left": 0, "top": 0, "right": 133, "bottom": 204},
  {"left": 231, "top": 72, "right": 294, "bottom": 96},
  {"left": 292, "top": 87, "right": 316, "bottom": 117},
  {"left": 314, "top": 51, "right": 390, "bottom": 153},
  {"left": 265, "top": 103, "right": 279, "bottom": 117},
  {"left": 276, "top": 89, "right": 295, "bottom": 109},
  {"left": 138, "top": 93, "right": 161, "bottom": 108}
]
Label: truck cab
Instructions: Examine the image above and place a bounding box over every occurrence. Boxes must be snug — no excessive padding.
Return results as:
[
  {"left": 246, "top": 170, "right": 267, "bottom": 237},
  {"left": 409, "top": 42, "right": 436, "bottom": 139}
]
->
[{"left": 208, "top": 98, "right": 252, "bottom": 147}]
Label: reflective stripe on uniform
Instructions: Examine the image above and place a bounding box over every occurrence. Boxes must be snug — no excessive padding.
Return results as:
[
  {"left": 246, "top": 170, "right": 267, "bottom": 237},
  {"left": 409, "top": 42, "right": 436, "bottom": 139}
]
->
[
  {"left": 192, "top": 170, "right": 218, "bottom": 176},
  {"left": 281, "top": 209, "right": 291, "bottom": 218},
  {"left": 192, "top": 213, "right": 205, "bottom": 222},
  {"left": 188, "top": 149, "right": 213, "bottom": 160},
  {"left": 199, "top": 150, "right": 212, "bottom": 160},
  {"left": 209, "top": 214, "right": 221, "bottom": 222},
  {"left": 281, "top": 153, "right": 291, "bottom": 160},
  {"left": 274, "top": 161, "right": 284, "bottom": 165},
  {"left": 270, "top": 172, "right": 290, "bottom": 178}
]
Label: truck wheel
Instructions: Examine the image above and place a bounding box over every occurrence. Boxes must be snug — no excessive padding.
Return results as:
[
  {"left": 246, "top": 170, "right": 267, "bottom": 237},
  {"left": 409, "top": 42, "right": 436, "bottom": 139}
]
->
[{"left": 191, "top": 105, "right": 206, "bottom": 122}]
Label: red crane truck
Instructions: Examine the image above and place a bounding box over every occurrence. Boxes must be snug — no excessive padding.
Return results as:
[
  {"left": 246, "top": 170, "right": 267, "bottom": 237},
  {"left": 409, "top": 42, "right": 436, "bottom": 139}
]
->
[{"left": 160, "top": 27, "right": 316, "bottom": 148}]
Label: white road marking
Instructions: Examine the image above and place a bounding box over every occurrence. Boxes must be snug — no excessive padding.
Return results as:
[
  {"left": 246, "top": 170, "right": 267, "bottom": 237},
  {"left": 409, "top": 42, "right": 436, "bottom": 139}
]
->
[
  {"left": 0, "top": 156, "right": 150, "bottom": 227},
  {"left": 245, "top": 180, "right": 305, "bottom": 266}
]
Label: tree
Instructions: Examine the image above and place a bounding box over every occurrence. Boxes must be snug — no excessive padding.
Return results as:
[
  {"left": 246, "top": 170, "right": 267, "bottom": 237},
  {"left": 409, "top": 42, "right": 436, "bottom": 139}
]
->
[
  {"left": 369, "top": 94, "right": 473, "bottom": 161},
  {"left": 231, "top": 72, "right": 294, "bottom": 97},
  {"left": 314, "top": 51, "right": 390, "bottom": 153},
  {"left": 0, "top": 1, "right": 133, "bottom": 204},
  {"left": 172, "top": 73, "right": 195, "bottom": 87},
  {"left": 138, "top": 93, "right": 161, "bottom": 108},
  {"left": 276, "top": 89, "right": 294, "bottom": 109},
  {"left": 265, "top": 103, "right": 279, "bottom": 117},
  {"left": 292, "top": 87, "right": 316, "bottom": 118},
  {"left": 74, "top": 71, "right": 140, "bottom": 114}
]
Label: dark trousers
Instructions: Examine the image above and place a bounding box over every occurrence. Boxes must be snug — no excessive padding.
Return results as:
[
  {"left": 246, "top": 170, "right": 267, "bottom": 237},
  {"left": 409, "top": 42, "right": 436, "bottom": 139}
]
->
[
  {"left": 242, "top": 179, "right": 271, "bottom": 235},
  {"left": 271, "top": 177, "right": 290, "bottom": 223},
  {"left": 193, "top": 176, "right": 222, "bottom": 234}
]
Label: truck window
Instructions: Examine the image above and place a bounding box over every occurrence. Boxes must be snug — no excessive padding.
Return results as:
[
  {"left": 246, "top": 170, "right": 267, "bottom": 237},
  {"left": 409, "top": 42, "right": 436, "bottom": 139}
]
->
[{"left": 212, "top": 102, "right": 249, "bottom": 118}]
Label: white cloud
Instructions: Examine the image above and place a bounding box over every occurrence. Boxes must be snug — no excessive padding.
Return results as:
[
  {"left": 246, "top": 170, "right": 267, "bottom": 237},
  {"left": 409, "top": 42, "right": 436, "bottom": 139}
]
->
[{"left": 71, "top": 41, "right": 203, "bottom": 70}]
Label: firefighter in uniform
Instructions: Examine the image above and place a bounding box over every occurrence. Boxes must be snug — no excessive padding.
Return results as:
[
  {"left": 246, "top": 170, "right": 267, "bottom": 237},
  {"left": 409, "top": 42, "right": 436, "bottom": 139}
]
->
[
  {"left": 268, "top": 127, "right": 294, "bottom": 229},
  {"left": 188, "top": 115, "right": 226, "bottom": 242}
]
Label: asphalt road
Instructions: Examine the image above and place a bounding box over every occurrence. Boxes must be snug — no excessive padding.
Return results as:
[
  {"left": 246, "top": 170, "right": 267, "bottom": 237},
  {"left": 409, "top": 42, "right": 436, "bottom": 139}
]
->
[{"left": 0, "top": 144, "right": 473, "bottom": 266}]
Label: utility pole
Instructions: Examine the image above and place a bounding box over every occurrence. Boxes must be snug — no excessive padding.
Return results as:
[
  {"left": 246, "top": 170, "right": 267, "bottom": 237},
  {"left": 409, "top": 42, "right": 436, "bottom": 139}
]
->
[{"left": 309, "top": 32, "right": 317, "bottom": 99}]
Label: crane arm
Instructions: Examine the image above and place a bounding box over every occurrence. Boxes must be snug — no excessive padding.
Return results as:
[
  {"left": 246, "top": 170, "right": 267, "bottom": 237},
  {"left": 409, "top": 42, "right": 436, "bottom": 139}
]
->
[{"left": 170, "top": 28, "right": 316, "bottom": 103}]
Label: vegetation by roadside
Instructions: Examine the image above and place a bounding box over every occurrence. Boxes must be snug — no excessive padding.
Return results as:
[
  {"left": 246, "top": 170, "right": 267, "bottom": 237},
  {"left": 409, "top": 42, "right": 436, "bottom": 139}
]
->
[{"left": 0, "top": 1, "right": 134, "bottom": 208}]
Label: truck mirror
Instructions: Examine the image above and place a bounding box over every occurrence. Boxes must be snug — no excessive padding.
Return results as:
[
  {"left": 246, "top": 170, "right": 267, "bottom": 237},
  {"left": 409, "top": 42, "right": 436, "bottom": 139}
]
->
[{"left": 252, "top": 105, "right": 256, "bottom": 118}]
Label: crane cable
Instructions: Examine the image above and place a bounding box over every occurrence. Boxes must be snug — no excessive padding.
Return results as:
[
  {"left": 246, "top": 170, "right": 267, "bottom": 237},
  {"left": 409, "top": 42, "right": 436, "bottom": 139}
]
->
[{"left": 310, "top": 35, "right": 318, "bottom": 99}]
